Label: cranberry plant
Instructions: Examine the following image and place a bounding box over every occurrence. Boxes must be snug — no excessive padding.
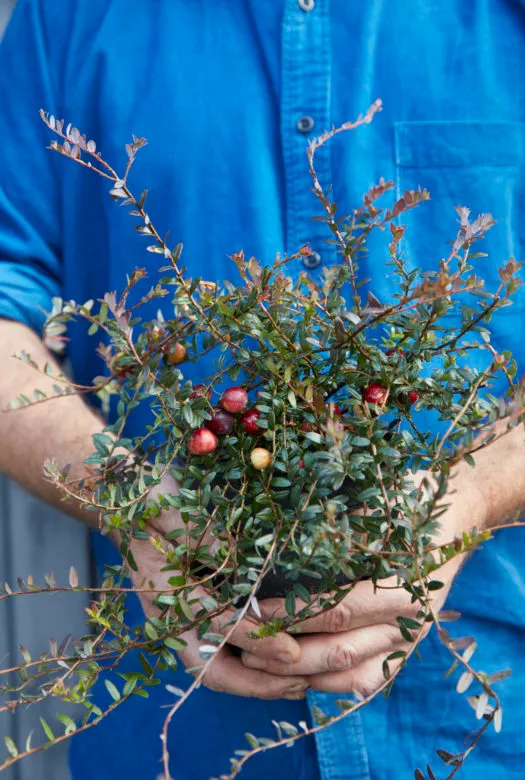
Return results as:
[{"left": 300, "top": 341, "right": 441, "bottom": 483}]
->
[{"left": 1, "top": 101, "right": 524, "bottom": 779}]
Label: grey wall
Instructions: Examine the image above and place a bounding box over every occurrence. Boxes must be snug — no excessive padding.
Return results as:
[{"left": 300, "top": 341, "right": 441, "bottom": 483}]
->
[
  {"left": 0, "top": 1, "right": 13, "bottom": 32},
  {"left": 1, "top": 3, "right": 91, "bottom": 779}
]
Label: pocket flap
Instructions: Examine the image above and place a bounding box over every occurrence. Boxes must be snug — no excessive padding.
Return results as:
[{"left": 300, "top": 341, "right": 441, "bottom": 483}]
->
[{"left": 395, "top": 121, "right": 525, "bottom": 168}]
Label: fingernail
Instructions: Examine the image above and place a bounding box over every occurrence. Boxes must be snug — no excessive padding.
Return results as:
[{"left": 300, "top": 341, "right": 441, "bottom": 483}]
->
[
  {"left": 287, "top": 682, "right": 309, "bottom": 693},
  {"left": 244, "top": 655, "right": 267, "bottom": 670},
  {"left": 276, "top": 653, "right": 293, "bottom": 664}
]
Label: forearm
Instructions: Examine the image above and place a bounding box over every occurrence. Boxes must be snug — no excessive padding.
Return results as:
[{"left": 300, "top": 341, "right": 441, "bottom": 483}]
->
[
  {"left": 0, "top": 319, "right": 107, "bottom": 528},
  {"left": 454, "top": 422, "right": 525, "bottom": 530}
]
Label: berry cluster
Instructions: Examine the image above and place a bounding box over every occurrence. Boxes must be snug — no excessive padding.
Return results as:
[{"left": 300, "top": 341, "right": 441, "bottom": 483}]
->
[{"left": 188, "top": 386, "right": 270, "bottom": 469}]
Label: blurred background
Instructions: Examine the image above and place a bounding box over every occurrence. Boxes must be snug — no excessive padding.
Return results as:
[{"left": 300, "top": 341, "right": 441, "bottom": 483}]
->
[
  {"left": 0, "top": 1, "right": 12, "bottom": 32},
  {"left": 0, "top": 6, "right": 90, "bottom": 780}
]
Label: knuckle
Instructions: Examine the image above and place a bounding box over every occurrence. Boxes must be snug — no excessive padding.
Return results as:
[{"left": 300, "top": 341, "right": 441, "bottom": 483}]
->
[
  {"left": 356, "top": 676, "right": 381, "bottom": 699},
  {"left": 407, "top": 605, "right": 420, "bottom": 620},
  {"left": 380, "top": 623, "right": 403, "bottom": 645},
  {"left": 326, "top": 642, "right": 356, "bottom": 672},
  {"left": 326, "top": 602, "right": 353, "bottom": 633},
  {"left": 201, "top": 671, "right": 224, "bottom": 694}
]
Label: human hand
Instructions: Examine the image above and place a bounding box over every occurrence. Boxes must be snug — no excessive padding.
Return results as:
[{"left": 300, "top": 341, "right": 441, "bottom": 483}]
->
[
  {"left": 242, "top": 468, "right": 486, "bottom": 696},
  {"left": 127, "top": 472, "right": 309, "bottom": 700}
]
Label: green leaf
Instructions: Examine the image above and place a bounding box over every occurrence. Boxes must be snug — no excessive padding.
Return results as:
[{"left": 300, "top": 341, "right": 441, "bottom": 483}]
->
[
  {"left": 121, "top": 679, "right": 137, "bottom": 697},
  {"left": 4, "top": 736, "right": 18, "bottom": 758},
  {"left": 285, "top": 591, "right": 296, "bottom": 617},
  {"left": 200, "top": 597, "right": 218, "bottom": 611},
  {"left": 397, "top": 622, "right": 414, "bottom": 643},
  {"left": 92, "top": 432, "right": 113, "bottom": 456},
  {"left": 272, "top": 477, "right": 291, "bottom": 488},
  {"left": 245, "top": 733, "right": 259, "bottom": 749},
  {"left": 255, "top": 534, "right": 274, "bottom": 547},
  {"left": 232, "top": 583, "right": 254, "bottom": 596},
  {"left": 105, "top": 679, "right": 121, "bottom": 701},
  {"left": 164, "top": 637, "right": 187, "bottom": 652},
  {"left": 386, "top": 650, "right": 407, "bottom": 661},
  {"left": 293, "top": 582, "right": 311, "bottom": 604},
  {"left": 167, "top": 575, "right": 186, "bottom": 587},
  {"left": 155, "top": 594, "right": 178, "bottom": 606},
  {"left": 311, "top": 704, "right": 328, "bottom": 725},
  {"left": 40, "top": 717, "right": 55, "bottom": 742},
  {"left": 144, "top": 621, "right": 158, "bottom": 640},
  {"left": 57, "top": 713, "right": 77, "bottom": 734},
  {"left": 279, "top": 721, "right": 298, "bottom": 737},
  {"left": 179, "top": 597, "right": 193, "bottom": 621},
  {"left": 351, "top": 436, "right": 370, "bottom": 447},
  {"left": 399, "top": 617, "right": 421, "bottom": 630},
  {"left": 138, "top": 652, "right": 153, "bottom": 675}
]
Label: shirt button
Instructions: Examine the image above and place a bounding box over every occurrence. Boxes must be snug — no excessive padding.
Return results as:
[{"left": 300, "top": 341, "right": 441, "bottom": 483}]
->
[
  {"left": 302, "top": 251, "right": 321, "bottom": 269},
  {"left": 298, "top": 0, "right": 315, "bottom": 10},
  {"left": 296, "top": 115, "right": 315, "bottom": 134}
]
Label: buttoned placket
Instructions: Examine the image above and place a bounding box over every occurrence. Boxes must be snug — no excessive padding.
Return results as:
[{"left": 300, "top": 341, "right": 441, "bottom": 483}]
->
[
  {"left": 281, "top": 0, "right": 336, "bottom": 278},
  {"left": 281, "top": 2, "right": 371, "bottom": 778}
]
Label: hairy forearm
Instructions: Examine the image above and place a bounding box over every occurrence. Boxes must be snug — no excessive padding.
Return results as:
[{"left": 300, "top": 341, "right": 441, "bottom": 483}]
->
[
  {"left": 454, "top": 421, "right": 525, "bottom": 530},
  {"left": 0, "top": 319, "right": 107, "bottom": 529}
]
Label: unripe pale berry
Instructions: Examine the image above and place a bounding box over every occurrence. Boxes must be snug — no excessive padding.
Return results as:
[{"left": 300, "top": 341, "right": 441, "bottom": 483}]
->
[
  {"left": 149, "top": 324, "right": 166, "bottom": 342},
  {"left": 205, "top": 408, "right": 234, "bottom": 435},
  {"left": 220, "top": 386, "right": 248, "bottom": 414},
  {"left": 165, "top": 342, "right": 187, "bottom": 365},
  {"left": 240, "top": 408, "right": 261, "bottom": 434},
  {"left": 188, "top": 427, "right": 218, "bottom": 455},
  {"left": 362, "top": 383, "right": 388, "bottom": 406},
  {"left": 250, "top": 447, "right": 272, "bottom": 470}
]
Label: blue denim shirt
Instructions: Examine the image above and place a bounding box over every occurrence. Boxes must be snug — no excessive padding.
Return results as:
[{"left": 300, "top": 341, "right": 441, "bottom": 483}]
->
[{"left": 1, "top": 1, "right": 525, "bottom": 778}]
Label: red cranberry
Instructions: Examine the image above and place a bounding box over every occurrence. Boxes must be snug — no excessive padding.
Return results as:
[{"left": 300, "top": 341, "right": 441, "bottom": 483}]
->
[
  {"left": 111, "top": 352, "right": 134, "bottom": 378},
  {"left": 240, "top": 408, "right": 261, "bottom": 434},
  {"left": 113, "top": 363, "right": 134, "bottom": 379},
  {"left": 362, "top": 383, "right": 388, "bottom": 406},
  {"left": 386, "top": 348, "right": 405, "bottom": 359},
  {"left": 407, "top": 390, "right": 419, "bottom": 405},
  {"left": 205, "top": 408, "right": 234, "bottom": 435},
  {"left": 220, "top": 386, "right": 248, "bottom": 414},
  {"left": 188, "top": 428, "right": 218, "bottom": 455}
]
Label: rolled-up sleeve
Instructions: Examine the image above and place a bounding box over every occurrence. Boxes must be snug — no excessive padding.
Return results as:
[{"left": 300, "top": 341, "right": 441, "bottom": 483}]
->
[{"left": 0, "top": 0, "right": 62, "bottom": 334}]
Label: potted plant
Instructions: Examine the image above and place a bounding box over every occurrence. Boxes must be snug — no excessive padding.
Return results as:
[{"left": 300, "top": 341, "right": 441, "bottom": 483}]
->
[{"left": 1, "top": 101, "right": 523, "bottom": 779}]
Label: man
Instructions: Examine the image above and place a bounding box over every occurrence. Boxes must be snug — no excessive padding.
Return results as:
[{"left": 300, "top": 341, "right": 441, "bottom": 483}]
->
[{"left": 0, "top": 1, "right": 524, "bottom": 778}]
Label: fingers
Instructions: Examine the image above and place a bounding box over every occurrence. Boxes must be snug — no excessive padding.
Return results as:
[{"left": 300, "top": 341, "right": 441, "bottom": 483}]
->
[
  {"left": 308, "top": 651, "right": 405, "bottom": 696},
  {"left": 242, "top": 623, "right": 404, "bottom": 676},
  {"left": 223, "top": 615, "right": 302, "bottom": 662},
  {"left": 179, "top": 631, "right": 309, "bottom": 700},
  {"left": 190, "top": 586, "right": 301, "bottom": 663},
  {"left": 259, "top": 578, "right": 419, "bottom": 634}
]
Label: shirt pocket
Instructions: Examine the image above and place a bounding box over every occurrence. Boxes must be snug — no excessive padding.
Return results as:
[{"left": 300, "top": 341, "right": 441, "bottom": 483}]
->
[{"left": 394, "top": 120, "right": 525, "bottom": 371}]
